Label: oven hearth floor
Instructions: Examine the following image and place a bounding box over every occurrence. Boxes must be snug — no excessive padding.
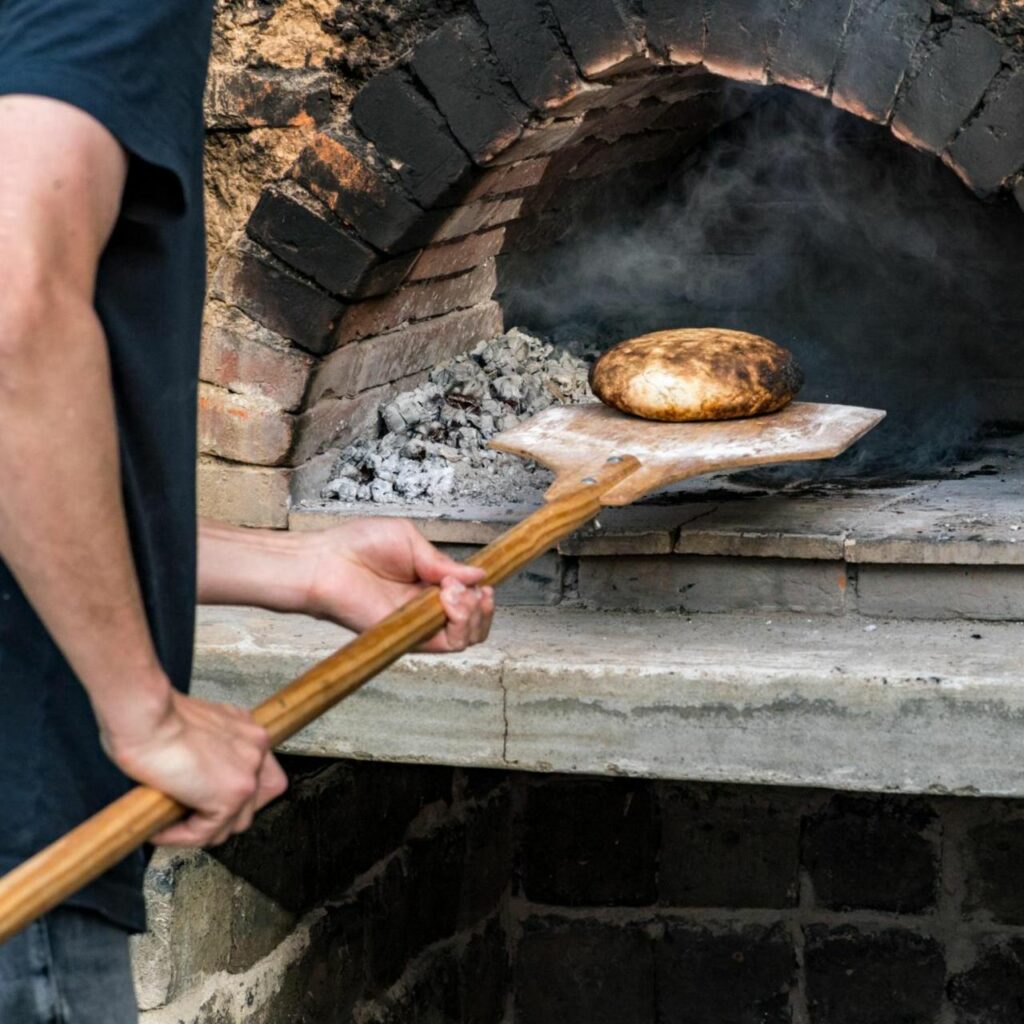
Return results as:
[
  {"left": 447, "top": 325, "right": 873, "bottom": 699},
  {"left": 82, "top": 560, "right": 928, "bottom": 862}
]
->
[{"left": 195, "top": 605, "right": 1024, "bottom": 799}]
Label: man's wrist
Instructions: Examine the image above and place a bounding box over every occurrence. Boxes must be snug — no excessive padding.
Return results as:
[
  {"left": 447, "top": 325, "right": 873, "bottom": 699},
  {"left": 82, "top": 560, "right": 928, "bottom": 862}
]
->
[{"left": 90, "top": 665, "right": 176, "bottom": 753}]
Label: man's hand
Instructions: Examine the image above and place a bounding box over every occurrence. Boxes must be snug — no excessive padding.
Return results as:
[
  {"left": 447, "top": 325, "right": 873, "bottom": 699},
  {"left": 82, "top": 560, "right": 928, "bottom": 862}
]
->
[
  {"left": 304, "top": 519, "right": 495, "bottom": 653},
  {"left": 198, "top": 518, "right": 496, "bottom": 653},
  {"left": 98, "top": 685, "right": 287, "bottom": 847}
]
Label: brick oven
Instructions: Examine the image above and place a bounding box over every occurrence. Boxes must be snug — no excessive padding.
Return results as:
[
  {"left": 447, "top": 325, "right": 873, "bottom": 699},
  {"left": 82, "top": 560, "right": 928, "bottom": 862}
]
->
[{"left": 140, "top": 1, "right": 1024, "bottom": 1022}]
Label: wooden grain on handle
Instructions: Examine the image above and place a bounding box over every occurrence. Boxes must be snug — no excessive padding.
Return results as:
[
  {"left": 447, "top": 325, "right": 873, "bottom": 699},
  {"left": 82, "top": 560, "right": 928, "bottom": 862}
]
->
[{"left": 0, "top": 455, "right": 640, "bottom": 944}]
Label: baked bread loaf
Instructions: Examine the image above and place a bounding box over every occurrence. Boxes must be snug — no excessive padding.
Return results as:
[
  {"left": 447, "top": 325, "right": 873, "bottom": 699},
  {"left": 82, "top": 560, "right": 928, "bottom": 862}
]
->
[{"left": 590, "top": 327, "right": 803, "bottom": 422}]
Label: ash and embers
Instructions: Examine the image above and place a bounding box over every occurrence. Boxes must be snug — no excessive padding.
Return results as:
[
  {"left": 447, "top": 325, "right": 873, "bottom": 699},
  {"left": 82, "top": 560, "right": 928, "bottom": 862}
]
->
[{"left": 322, "top": 329, "right": 593, "bottom": 505}]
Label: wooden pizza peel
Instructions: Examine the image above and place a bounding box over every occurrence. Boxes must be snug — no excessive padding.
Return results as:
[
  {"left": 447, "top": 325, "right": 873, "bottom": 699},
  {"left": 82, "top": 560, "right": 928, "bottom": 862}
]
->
[{"left": 0, "top": 398, "right": 884, "bottom": 943}]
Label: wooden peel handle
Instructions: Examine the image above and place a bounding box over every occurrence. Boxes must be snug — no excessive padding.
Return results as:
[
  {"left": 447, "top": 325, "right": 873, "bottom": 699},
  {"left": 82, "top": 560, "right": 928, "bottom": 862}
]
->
[{"left": 0, "top": 456, "right": 639, "bottom": 944}]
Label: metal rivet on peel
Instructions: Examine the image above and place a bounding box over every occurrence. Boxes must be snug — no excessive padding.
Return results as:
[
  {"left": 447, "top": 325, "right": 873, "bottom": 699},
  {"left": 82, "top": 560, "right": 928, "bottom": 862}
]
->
[
  {"left": 582, "top": 476, "right": 597, "bottom": 485},
  {"left": 607, "top": 455, "right": 623, "bottom": 464}
]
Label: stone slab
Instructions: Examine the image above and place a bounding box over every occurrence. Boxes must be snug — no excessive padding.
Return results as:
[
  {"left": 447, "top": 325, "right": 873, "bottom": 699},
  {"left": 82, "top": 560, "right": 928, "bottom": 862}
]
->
[{"left": 194, "top": 606, "right": 1024, "bottom": 797}]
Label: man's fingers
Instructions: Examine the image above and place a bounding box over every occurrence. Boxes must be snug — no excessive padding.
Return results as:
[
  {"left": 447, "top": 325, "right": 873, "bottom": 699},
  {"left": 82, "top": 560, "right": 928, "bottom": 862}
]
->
[
  {"left": 410, "top": 528, "right": 486, "bottom": 587},
  {"left": 152, "top": 812, "right": 226, "bottom": 848},
  {"left": 255, "top": 753, "right": 288, "bottom": 811}
]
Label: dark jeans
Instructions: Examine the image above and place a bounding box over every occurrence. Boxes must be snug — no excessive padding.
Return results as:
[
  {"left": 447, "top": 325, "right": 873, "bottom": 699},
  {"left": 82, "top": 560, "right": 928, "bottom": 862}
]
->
[{"left": 0, "top": 907, "right": 137, "bottom": 1023}]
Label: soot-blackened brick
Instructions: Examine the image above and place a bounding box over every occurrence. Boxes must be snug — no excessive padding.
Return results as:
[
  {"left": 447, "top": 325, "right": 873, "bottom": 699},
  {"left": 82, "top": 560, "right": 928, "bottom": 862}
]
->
[
  {"left": 291, "top": 131, "right": 440, "bottom": 254},
  {"left": 458, "top": 791, "right": 513, "bottom": 928},
  {"left": 247, "top": 182, "right": 379, "bottom": 299},
  {"left": 831, "top": 0, "right": 929, "bottom": 123},
  {"left": 892, "top": 20, "right": 1005, "bottom": 154},
  {"left": 516, "top": 918, "right": 655, "bottom": 1024},
  {"left": 212, "top": 237, "right": 345, "bottom": 356},
  {"left": 548, "top": 0, "right": 649, "bottom": 79},
  {"left": 641, "top": 0, "right": 705, "bottom": 65},
  {"left": 475, "top": 0, "right": 581, "bottom": 111},
  {"left": 949, "top": 938, "right": 1024, "bottom": 1024},
  {"left": 412, "top": 16, "right": 530, "bottom": 164},
  {"left": 947, "top": 70, "right": 1024, "bottom": 193},
  {"left": 657, "top": 922, "right": 795, "bottom": 1024},
  {"left": 205, "top": 68, "right": 331, "bottom": 129},
  {"left": 351, "top": 69, "right": 473, "bottom": 208},
  {"left": 659, "top": 784, "right": 801, "bottom": 909},
  {"left": 459, "top": 919, "right": 510, "bottom": 1024},
  {"left": 964, "top": 817, "right": 1024, "bottom": 924},
  {"left": 804, "top": 926, "right": 945, "bottom": 1024},
  {"left": 770, "top": 0, "right": 856, "bottom": 96},
  {"left": 521, "top": 777, "right": 657, "bottom": 906},
  {"left": 802, "top": 794, "right": 938, "bottom": 913},
  {"left": 703, "top": 0, "right": 787, "bottom": 85}
]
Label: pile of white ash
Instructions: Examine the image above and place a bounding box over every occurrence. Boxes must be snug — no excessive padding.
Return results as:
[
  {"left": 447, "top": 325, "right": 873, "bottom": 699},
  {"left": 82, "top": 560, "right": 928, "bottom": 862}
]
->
[{"left": 321, "top": 328, "right": 593, "bottom": 505}]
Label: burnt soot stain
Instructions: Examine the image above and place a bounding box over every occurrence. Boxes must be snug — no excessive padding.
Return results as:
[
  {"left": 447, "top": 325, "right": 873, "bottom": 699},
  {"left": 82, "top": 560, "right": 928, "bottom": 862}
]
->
[{"left": 503, "top": 90, "right": 1024, "bottom": 481}]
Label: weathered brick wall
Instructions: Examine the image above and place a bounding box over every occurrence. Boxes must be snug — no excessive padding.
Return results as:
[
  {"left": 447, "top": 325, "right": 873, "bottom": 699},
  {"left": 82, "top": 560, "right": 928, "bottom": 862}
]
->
[
  {"left": 198, "top": 0, "right": 1024, "bottom": 530},
  {"left": 136, "top": 759, "right": 1024, "bottom": 1023}
]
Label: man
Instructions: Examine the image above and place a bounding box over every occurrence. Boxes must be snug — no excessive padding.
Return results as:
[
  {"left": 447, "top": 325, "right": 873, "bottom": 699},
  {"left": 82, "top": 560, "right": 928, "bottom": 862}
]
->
[{"left": 0, "top": 1, "right": 495, "bottom": 1020}]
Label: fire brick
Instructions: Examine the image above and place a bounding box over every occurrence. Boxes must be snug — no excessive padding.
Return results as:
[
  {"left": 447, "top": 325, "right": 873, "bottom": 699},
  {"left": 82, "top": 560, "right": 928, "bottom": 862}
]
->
[
  {"left": 211, "top": 237, "right": 345, "bottom": 356},
  {"left": 432, "top": 196, "right": 524, "bottom": 242},
  {"left": 770, "top": 0, "right": 857, "bottom": 97},
  {"left": 703, "top": 0, "right": 788, "bottom": 85},
  {"left": 474, "top": 0, "right": 581, "bottom": 112},
  {"left": 351, "top": 69, "right": 474, "bottom": 208},
  {"left": 459, "top": 922, "right": 510, "bottom": 1024},
  {"left": 802, "top": 794, "right": 938, "bottom": 913},
  {"left": 197, "top": 382, "right": 294, "bottom": 467},
  {"left": 309, "top": 301, "right": 504, "bottom": 405},
  {"left": 291, "top": 130, "right": 441, "bottom": 254},
  {"left": 516, "top": 919, "right": 656, "bottom": 1024},
  {"left": 947, "top": 70, "right": 1024, "bottom": 194},
  {"left": 949, "top": 939, "right": 1024, "bottom": 1024},
  {"left": 461, "top": 156, "right": 552, "bottom": 202},
  {"left": 548, "top": 0, "right": 650, "bottom": 79},
  {"left": 804, "top": 926, "right": 946, "bottom": 1024},
  {"left": 458, "top": 792, "right": 513, "bottom": 928},
  {"left": 412, "top": 16, "right": 530, "bottom": 164},
  {"left": 408, "top": 227, "right": 507, "bottom": 282},
  {"left": 200, "top": 303, "right": 312, "bottom": 413},
  {"left": 247, "top": 182, "right": 380, "bottom": 299},
  {"left": 656, "top": 923, "right": 795, "bottom": 1024},
  {"left": 831, "top": 0, "right": 930, "bottom": 123},
  {"left": 963, "top": 818, "right": 1024, "bottom": 925},
  {"left": 659, "top": 784, "right": 801, "bottom": 909},
  {"left": 892, "top": 21, "right": 1005, "bottom": 154},
  {"left": 294, "top": 378, "right": 411, "bottom": 465},
  {"left": 521, "top": 778, "right": 657, "bottom": 906},
  {"left": 203, "top": 67, "right": 331, "bottom": 129},
  {"left": 640, "top": 0, "right": 705, "bottom": 65},
  {"left": 335, "top": 260, "right": 498, "bottom": 345}
]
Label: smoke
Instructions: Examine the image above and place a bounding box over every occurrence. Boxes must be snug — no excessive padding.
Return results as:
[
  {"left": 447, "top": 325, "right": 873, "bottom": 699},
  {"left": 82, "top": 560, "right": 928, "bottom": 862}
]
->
[{"left": 503, "top": 89, "right": 1024, "bottom": 480}]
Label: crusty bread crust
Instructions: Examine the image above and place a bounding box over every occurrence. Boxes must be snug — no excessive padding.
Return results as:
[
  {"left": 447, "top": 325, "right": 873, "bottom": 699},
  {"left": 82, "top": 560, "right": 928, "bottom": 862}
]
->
[{"left": 590, "top": 327, "right": 804, "bottom": 422}]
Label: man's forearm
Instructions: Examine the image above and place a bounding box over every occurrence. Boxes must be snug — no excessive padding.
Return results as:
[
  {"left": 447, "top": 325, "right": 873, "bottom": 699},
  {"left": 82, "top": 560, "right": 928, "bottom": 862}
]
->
[
  {"left": 198, "top": 519, "right": 312, "bottom": 612},
  {"left": 0, "top": 290, "right": 170, "bottom": 729}
]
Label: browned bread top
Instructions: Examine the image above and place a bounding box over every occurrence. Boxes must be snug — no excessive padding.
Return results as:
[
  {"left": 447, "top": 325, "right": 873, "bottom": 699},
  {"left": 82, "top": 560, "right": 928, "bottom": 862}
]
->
[{"left": 590, "top": 327, "right": 804, "bottom": 422}]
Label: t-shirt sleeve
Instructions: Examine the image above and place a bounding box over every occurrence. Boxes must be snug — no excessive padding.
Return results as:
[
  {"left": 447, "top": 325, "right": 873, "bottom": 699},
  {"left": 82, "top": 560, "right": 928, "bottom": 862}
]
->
[{"left": 0, "top": 0, "right": 213, "bottom": 221}]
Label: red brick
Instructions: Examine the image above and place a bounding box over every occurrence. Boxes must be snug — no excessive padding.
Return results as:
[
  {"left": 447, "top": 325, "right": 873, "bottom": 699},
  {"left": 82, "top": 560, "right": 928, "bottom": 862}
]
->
[
  {"left": 432, "top": 198, "right": 524, "bottom": 243},
  {"left": 204, "top": 67, "right": 331, "bottom": 129},
  {"left": 198, "top": 383, "right": 296, "bottom": 466},
  {"left": 568, "top": 131, "right": 685, "bottom": 179},
  {"left": 572, "top": 99, "right": 674, "bottom": 145},
  {"left": 335, "top": 261, "right": 498, "bottom": 345},
  {"left": 310, "top": 300, "right": 504, "bottom": 404},
  {"left": 407, "top": 229, "right": 508, "bottom": 282},
  {"left": 200, "top": 303, "right": 313, "bottom": 412},
  {"left": 197, "top": 457, "right": 291, "bottom": 529}
]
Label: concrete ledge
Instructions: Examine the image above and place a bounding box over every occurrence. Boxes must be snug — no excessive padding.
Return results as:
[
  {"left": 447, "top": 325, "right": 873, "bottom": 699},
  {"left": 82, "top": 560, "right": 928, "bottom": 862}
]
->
[{"left": 195, "top": 606, "right": 1024, "bottom": 798}]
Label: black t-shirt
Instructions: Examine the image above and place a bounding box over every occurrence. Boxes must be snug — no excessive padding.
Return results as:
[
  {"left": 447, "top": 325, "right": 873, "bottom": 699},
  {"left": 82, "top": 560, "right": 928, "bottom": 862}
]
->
[{"left": 0, "top": 0, "right": 213, "bottom": 932}]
